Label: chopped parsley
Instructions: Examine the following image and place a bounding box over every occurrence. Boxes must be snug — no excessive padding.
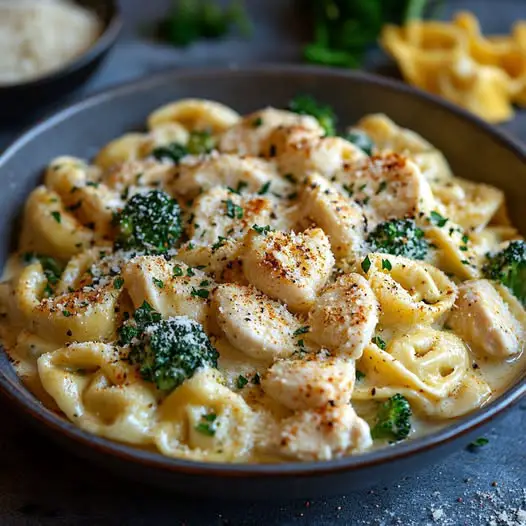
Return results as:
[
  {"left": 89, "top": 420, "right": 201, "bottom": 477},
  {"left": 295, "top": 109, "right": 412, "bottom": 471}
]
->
[
  {"left": 191, "top": 287, "right": 209, "bottom": 299},
  {"left": 293, "top": 326, "right": 310, "bottom": 336},
  {"left": 356, "top": 370, "right": 366, "bottom": 381},
  {"left": 468, "top": 437, "right": 489, "bottom": 451},
  {"left": 153, "top": 277, "right": 164, "bottom": 289},
  {"left": 252, "top": 224, "right": 273, "bottom": 235},
  {"left": 227, "top": 181, "right": 248, "bottom": 195},
  {"left": 372, "top": 336, "right": 386, "bottom": 350},
  {"left": 62, "top": 310, "right": 71, "bottom": 317},
  {"left": 224, "top": 199, "right": 243, "bottom": 219},
  {"left": 195, "top": 413, "right": 217, "bottom": 436},
  {"left": 51, "top": 211, "right": 61, "bottom": 223},
  {"left": 257, "top": 181, "right": 271, "bottom": 195},
  {"left": 343, "top": 184, "right": 354, "bottom": 198},
  {"left": 236, "top": 375, "right": 249, "bottom": 389},
  {"left": 173, "top": 266, "right": 184, "bottom": 277},
  {"left": 430, "top": 211, "right": 448, "bottom": 227},
  {"left": 376, "top": 181, "right": 388, "bottom": 194},
  {"left": 252, "top": 117, "right": 263, "bottom": 127},
  {"left": 381, "top": 259, "right": 392, "bottom": 271},
  {"left": 252, "top": 372, "right": 261, "bottom": 385},
  {"left": 212, "top": 236, "right": 228, "bottom": 251},
  {"left": 113, "top": 277, "right": 124, "bottom": 290},
  {"left": 361, "top": 255, "right": 371, "bottom": 273}
]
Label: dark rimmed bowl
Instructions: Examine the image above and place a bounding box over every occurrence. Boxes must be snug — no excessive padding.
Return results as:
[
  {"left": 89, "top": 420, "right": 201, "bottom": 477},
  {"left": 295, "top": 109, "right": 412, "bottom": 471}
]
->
[
  {"left": 0, "top": 65, "right": 524, "bottom": 499},
  {"left": 0, "top": 0, "right": 121, "bottom": 120}
]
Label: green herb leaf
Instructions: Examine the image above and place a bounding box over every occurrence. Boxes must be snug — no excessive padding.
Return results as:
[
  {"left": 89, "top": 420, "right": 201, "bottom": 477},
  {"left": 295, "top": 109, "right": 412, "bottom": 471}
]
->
[
  {"left": 51, "top": 211, "right": 61, "bottom": 223},
  {"left": 191, "top": 287, "right": 209, "bottom": 299},
  {"left": 113, "top": 277, "right": 124, "bottom": 290},
  {"left": 430, "top": 211, "right": 448, "bottom": 227},
  {"left": 381, "top": 259, "right": 392, "bottom": 271},
  {"left": 252, "top": 224, "right": 273, "bottom": 235},
  {"left": 293, "top": 326, "right": 310, "bottom": 336},
  {"left": 372, "top": 336, "right": 386, "bottom": 350},
  {"left": 224, "top": 199, "right": 244, "bottom": 219},
  {"left": 356, "top": 370, "right": 366, "bottom": 381},
  {"left": 236, "top": 375, "right": 249, "bottom": 389},
  {"left": 257, "top": 181, "right": 271, "bottom": 195},
  {"left": 361, "top": 255, "right": 372, "bottom": 273},
  {"left": 468, "top": 437, "right": 489, "bottom": 451},
  {"left": 153, "top": 277, "right": 164, "bottom": 289}
]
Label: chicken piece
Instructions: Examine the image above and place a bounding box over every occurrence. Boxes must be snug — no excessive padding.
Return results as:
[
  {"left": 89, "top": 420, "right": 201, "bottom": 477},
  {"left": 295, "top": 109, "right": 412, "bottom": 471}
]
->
[
  {"left": 447, "top": 279, "right": 524, "bottom": 358},
  {"left": 219, "top": 108, "right": 323, "bottom": 156},
  {"left": 299, "top": 173, "right": 365, "bottom": 259},
  {"left": 332, "top": 153, "right": 435, "bottom": 227},
  {"left": 277, "top": 404, "right": 372, "bottom": 461},
  {"left": 122, "top": 255, "right": 211, "bottom": 329},
  {"left": 308, "top": 273, "right": 378, "bottom": 359},
  {"left": 262, "top": 354, "right": 355, "bottom": 410},
  {"left": 264, "top": 126, "right": 367, "bottom": 179},
  {"left": 187, "top": 187, "right": 291, "bottom": 246},
  {"left": 212, "top": 283, "right": 301, "bottom": 363},
  {"left": 102, "top": 159, "right": 175, "bottom": 195},
  {"left": 169, "top": 153, "right": 292, "bottom": 200},
  {"left": 242, "top": 227, "right": 334, "bottom": 312}
]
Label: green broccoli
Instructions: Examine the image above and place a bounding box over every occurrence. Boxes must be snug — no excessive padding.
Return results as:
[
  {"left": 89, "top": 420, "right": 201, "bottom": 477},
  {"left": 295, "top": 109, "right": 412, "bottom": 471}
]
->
[
  {"left": 186, "top": 130, "right": 216, "bottom": 155},
  {"left": 126, "top": 307, "right": 219, "bottom": 391},
  {"left": 152, "top": 131, "right": 215, "bottom": 164},
  {"left": 341, "top": 128, "right": 374, "bottom": 156},
  {"left": 483, "top": 240, "right": 526, "bottom": 306},
  {"left": 371, "top": 394, "right": 412, "bottom": 441},
  {"left": 151, "top": 142, "right": 188, "bottom": 164},
  {"left": 367, "top": 219, "right": 428, "bottom": 260},
  {"left": 287, "top": 94, "right": 336, "bottom": 136},
  {"left": 113, "top": 190, "right": 182, "bottom": 253}
]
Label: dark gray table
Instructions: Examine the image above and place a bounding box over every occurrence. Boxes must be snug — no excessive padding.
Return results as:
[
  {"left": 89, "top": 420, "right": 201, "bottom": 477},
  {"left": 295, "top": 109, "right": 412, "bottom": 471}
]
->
[{"left": 1, "top": 1, "right": 525, "bottom": 525}]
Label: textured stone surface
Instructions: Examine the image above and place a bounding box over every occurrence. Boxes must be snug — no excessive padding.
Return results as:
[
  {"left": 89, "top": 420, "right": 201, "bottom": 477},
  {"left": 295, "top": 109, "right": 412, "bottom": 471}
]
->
[{"left": 0, "top": 1, "right": 525, "bottom": 524}]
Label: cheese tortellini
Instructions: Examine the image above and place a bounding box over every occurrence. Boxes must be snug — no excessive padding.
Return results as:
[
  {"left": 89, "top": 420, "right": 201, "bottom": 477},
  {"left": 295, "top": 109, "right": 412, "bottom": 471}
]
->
[{"left": 0, "top": 98, "right": 523, "bottom": 465}]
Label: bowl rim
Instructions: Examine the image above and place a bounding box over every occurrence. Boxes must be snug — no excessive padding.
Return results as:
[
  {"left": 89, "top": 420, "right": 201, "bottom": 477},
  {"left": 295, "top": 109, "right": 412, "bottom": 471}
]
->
[
  {"left": 0, "top": 64, "right": 525, "bottom": 478},
  {"left": 0, "top": 0, "right": 122, "bottom": 91}
]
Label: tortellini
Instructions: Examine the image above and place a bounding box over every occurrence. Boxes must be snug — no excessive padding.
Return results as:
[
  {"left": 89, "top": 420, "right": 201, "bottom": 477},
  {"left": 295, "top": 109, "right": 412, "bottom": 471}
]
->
[
  {"left": 354, "top": 330, "right": 492, "bottom": 419},
  {"left": 38, "top": 343, "right": 159, "bottom": 444},
  {"left": 357, "top": 254, "right": 457, "bottom": 326},
  {"left": 154, "top": 368, "right": 255, "bottom": 461},
  {"left": 1, "top": 99, "right": 523, "bottom": 465}
]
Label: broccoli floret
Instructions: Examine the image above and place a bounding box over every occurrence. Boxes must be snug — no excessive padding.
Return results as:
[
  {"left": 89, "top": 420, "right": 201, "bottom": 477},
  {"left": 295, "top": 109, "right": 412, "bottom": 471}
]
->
[
  {"left": 127, "top": 312, "right": 219, "bottom": 392},
  {"left": 371, "top": 394, "right": 412, "bottom": 441},
  {"left": 483, "top": 240, "right": 526, "bottom": 306},
  {"left": 341, "top": 128, "right": 374, "bottom": 156},
  {"left": 151, "top": 142, "right": 188, "bottom": 163},
  {"left": 152, "top": 131, "right": 215, "bottom": 163},
  {"left": 367, "top": 219, "right": 428, "bottom": 260},
  {"left": 113, "top": 190, "right": 182, "bottom": 253},
  {"left": 186, "top": 130, "right": 216, "bottom": 154},
  {"left": 288, "top": 94, "right": 336, "bottom": 136}
]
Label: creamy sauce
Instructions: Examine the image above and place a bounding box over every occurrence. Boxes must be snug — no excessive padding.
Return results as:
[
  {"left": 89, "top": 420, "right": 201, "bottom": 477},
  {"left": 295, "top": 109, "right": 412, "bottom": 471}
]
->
[{"left": 1, "top": 104, "right": 524, "bottom": 464}]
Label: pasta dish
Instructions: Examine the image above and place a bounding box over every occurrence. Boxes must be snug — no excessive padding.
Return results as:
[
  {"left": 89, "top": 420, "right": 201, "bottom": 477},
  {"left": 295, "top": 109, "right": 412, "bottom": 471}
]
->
[{"left": 0, "top": 97, "right": 524, "bottom": 463}]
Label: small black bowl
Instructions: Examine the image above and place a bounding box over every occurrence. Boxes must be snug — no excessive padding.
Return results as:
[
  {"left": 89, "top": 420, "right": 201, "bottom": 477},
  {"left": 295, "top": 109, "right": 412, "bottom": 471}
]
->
[{"left": 0, "top": 0, "right": 121, "bottom": 121}]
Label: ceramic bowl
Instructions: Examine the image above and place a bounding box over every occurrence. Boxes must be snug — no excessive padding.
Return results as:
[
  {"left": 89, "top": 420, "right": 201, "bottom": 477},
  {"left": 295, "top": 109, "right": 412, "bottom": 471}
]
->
[{"left": 0, "top": 66, "right": 524, "bottom": 499}]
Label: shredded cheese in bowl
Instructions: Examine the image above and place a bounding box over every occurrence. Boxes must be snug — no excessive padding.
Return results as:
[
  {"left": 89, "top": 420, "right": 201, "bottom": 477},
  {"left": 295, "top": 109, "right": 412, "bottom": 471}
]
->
[{"left": 0, "top": 0, "right": 102, "bottom": 85}]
